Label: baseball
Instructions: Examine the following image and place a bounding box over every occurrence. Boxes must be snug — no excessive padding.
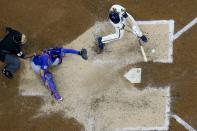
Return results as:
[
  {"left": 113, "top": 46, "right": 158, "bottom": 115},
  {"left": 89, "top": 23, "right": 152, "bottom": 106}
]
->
[{"left": 151, "top": 49, "right": 155, "bottom": 53}]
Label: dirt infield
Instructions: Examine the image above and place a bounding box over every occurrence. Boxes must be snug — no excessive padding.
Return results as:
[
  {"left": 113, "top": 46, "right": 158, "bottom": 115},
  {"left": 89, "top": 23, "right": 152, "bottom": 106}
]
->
[
  {"left": 0, "top": 0, "right": 196, "bottom": 131},
  {"left": 19, "top": 21, "right": 173, "bottom": 130}
]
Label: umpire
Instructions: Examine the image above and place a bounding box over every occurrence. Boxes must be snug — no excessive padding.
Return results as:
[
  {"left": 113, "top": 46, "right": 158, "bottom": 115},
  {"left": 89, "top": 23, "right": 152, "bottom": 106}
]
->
[{"left": 0, "top": 27, "right": 27, "bottom": 79}]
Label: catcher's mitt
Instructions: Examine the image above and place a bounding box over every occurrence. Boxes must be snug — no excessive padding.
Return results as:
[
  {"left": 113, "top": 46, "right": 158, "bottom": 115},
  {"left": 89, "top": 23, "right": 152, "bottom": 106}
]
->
[{"left": 80, "top": 48, "right": 88, "bottom": 60}]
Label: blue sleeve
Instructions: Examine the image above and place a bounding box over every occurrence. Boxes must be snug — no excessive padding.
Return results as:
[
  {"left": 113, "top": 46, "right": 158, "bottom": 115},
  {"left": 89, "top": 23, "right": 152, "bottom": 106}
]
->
[
  {"left": 62, "top": 48, "right": 80, "bottom": 55},
  {"left": 40, "top": 54, "right": 49, "bottom": 70}
]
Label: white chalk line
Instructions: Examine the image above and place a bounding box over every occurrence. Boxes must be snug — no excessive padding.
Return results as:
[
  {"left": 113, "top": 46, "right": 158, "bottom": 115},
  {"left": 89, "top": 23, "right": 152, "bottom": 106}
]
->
[
  {"left": 164, "top": 86, "right": 171, "bottom": 130},
  {"left": 137, "top": 20, "right": 172, "bottom": 25},
  {"left": 174, "top": 17, "right": 197, "bottom": 40},
  {"left": 114, "top": 127, "right": 168, "bottom": 131},
  {"left": 168, "top": 20, "right": 175, "bottom": 63},
  {"left": 20, "top": 91, "right": 45, "bottom": 96},
  {"left": 86, "top": 115, "right": 95, "bottom": 131},
  {"left": 172, "top": 114, "right": 196, "bottom": 131},
  {"left": 93, "top": 58, "right": 139, "bottom": 65}
]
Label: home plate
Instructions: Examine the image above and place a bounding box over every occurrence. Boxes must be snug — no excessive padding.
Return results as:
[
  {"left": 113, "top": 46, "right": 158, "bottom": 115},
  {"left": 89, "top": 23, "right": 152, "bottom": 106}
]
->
[{"left": 124, "top": 68, "right": 142, "bottom": 83}]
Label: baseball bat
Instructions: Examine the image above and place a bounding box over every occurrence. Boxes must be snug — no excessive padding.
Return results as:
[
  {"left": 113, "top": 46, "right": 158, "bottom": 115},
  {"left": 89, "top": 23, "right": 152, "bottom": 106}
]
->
[
  {"left": 139, "top": 39, "right": 148, "bottom": 62},
  {"left": 140, "top": 45, "right": 148, "bottom": 62}
]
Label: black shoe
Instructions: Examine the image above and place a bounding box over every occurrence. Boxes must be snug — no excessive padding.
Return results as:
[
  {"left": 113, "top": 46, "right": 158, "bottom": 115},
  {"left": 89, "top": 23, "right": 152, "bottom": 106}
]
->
[{"left": 2, "top": 69, "right": 13, "bottom": 79}]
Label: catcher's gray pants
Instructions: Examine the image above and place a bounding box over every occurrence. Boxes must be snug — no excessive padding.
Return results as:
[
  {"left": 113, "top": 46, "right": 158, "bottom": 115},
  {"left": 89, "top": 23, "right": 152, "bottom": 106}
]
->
[{"left": 4, "top": 54, "right": 20, "bottom": 74}]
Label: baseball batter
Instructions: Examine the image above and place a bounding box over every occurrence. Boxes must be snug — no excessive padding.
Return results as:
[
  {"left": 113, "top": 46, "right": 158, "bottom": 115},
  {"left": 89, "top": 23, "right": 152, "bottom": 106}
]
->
[{"left": 97, "top": 4, "right": 148, "bottom": 51}]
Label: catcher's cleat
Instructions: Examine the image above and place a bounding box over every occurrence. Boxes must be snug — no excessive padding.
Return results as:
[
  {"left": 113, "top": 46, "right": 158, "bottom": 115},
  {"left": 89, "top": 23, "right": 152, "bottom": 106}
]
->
[{"left": 54, "top": 93, "right": 63, "bottom": 101}]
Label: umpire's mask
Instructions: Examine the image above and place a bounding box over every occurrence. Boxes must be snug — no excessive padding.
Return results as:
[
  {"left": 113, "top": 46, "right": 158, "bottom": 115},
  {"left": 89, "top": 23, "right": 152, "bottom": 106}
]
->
[{"left": 21, "top": 34, "right": 27, "bottom": 44}]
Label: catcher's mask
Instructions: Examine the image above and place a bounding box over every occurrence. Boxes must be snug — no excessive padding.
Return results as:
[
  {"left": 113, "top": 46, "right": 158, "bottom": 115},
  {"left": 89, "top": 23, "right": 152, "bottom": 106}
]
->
[
  {"left": 47, "top": 48, "right": 62, "bottom": 65},
  {"left": 51, "top": 55, "right": 62, "bottom": 65}
]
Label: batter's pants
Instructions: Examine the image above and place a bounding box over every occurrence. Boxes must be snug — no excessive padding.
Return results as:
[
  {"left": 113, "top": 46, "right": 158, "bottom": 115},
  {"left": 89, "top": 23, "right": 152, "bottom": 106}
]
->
[{"left": 101, "top": 27, "right": 125, "bottom": 43}]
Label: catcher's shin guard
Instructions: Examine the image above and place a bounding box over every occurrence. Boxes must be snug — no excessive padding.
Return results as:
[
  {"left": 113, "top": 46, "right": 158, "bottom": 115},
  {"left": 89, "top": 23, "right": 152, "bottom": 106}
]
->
[
  {"left": 41, "top": 71, "right": 63, "bottom": 101},
  {"left": 97, "top": 37, "right": 105, "bottom": 50}
]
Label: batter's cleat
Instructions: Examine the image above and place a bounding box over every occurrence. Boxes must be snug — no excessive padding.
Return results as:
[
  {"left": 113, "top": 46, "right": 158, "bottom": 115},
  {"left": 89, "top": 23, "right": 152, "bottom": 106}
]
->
[
  {"left": 2, "top": 68, "right": 13, "bottom": 79},
  {"left": 97, "top": 37, "right": 105, "bottom": 50}
]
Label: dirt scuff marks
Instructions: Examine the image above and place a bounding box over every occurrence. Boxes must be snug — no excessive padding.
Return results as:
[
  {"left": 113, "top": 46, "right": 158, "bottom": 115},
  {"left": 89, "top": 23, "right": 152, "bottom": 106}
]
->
[{"left": 0, "top": 64, "right": 83, "bottom": 131}]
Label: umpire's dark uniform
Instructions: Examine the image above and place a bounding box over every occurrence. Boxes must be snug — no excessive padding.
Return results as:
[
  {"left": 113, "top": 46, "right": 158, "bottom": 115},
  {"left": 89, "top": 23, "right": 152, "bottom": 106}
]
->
[{"left": 0, "top": 27, "right": 26, "bottom": 79}]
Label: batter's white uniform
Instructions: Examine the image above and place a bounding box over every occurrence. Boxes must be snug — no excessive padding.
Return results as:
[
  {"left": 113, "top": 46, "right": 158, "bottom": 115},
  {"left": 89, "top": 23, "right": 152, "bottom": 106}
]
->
[{"left": 101, "top": 4, "right": 143, "bottom": 44}]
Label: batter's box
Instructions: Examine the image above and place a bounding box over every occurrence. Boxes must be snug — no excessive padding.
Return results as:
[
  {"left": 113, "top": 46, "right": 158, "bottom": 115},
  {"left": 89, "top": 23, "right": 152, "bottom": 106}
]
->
[
  {"left": 137, "top": 20, "right": 174, "bottom": 63},
  {"left": 67, "top": 20, "right": 174, "bottom": 65}
]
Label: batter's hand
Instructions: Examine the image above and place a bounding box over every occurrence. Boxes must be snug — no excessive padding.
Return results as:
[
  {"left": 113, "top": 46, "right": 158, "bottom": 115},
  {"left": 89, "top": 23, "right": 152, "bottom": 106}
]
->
[{"left": 140, "top": 35, "right": 148, "bottom": 43}]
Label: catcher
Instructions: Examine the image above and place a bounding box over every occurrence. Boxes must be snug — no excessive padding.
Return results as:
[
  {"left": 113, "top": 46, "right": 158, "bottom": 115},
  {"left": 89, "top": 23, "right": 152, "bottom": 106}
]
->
[
  {"left": 97, "top": 4, "right": 148, "bottom": 51},
  {"left": 31, "top": 47, "right": 88, "bottom": 101}
]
